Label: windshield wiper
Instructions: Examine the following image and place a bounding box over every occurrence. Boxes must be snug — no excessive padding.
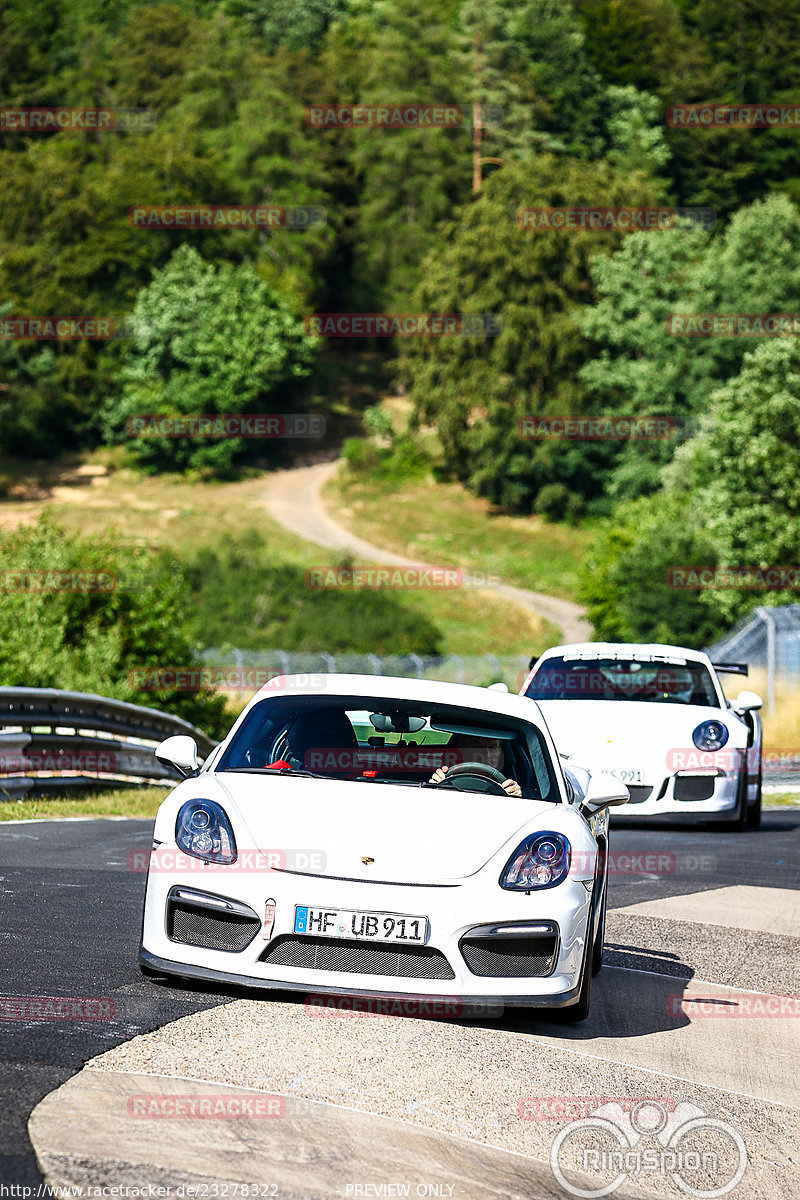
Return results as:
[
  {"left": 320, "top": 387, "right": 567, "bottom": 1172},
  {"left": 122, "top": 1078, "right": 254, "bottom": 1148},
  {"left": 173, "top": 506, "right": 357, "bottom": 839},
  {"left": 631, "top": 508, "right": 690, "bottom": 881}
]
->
[
  {"left": 222, "top": 766, "right": 324, "bottom": 778},
  {"left": 352, "top": 775, "right": 427, "bottom": 786}
]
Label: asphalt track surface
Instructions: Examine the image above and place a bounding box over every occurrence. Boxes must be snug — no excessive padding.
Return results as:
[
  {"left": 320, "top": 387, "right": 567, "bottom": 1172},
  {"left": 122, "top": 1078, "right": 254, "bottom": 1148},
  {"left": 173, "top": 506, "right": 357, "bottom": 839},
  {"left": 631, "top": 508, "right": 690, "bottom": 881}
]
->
[{"left": 1, "top": 812, "right": 798, "bottom": 1187}]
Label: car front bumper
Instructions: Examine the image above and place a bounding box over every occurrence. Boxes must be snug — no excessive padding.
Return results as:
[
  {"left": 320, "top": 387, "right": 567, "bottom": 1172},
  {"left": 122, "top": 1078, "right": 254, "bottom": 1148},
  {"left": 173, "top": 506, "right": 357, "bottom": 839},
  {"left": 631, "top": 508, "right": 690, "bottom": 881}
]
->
[
  {"left": 140, "top": 859, "right": 593, "bottom": 1007},
  {"left": 615, "top": 768, "right": 743, "bottom": 821}
]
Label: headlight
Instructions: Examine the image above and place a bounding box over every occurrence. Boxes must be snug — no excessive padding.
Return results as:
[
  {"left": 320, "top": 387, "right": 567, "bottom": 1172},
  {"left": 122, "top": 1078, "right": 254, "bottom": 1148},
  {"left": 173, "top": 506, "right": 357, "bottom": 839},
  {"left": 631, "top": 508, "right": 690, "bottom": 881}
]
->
[
  {"left": 176, "top": 800, "right": 237, "bottom": 864},
  {"left": 500, "top": 832, "right": 571, "bottom": 891},
  {"left": 692, "top": 720, "right": 729, "bottom": 752}
]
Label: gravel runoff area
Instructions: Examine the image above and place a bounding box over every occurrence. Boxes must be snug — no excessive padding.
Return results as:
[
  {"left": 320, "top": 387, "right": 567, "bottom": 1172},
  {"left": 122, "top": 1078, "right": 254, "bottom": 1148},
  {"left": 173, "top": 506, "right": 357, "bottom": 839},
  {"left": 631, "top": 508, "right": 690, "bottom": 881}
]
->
[
  {"left": 90, "top": 990, "right": 798, "bottom": 1200},
  {"left": 605, "top": 912, "right": 800, "bottom": 996}
]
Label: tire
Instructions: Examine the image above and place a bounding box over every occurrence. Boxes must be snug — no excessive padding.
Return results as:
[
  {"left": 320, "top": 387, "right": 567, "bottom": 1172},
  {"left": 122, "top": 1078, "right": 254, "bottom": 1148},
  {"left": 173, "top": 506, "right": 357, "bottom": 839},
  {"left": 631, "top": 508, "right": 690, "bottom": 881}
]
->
[
  {"left": 592, "top": 840, "right": 608, "bottom": 976},
  {"left": 559, "top": 898, "right": 594, "bottom": 1022},
  {"left": 723, "top": 764, "right": 748, "bottom": 831},
  {"left": 746, "top": 759, "right": 763, "bottom": 829},
  {"left": 592, "top": 884, "right": 606, "bottom": 976}
]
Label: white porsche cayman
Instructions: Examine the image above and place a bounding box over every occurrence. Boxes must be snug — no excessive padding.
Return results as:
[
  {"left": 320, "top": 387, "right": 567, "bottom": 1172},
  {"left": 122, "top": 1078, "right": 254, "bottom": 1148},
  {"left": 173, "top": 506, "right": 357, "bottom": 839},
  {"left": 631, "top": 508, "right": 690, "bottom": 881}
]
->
[
  {"left": 520, "top": 643, "right": 763, "bottom": 829},
  {"left": 140, "top": 674, "right": 629, "bottom": 1020}
]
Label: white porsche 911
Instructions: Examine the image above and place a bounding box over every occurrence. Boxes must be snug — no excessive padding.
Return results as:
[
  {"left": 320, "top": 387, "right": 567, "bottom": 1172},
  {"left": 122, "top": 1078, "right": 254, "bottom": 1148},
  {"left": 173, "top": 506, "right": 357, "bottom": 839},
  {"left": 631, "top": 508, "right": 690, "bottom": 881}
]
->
[
  {"left": 139, "top": 674, "right": 629, "bottom": 1020},
  {"left": 520, "top": 643, "right": 763, "bottom": 829}
]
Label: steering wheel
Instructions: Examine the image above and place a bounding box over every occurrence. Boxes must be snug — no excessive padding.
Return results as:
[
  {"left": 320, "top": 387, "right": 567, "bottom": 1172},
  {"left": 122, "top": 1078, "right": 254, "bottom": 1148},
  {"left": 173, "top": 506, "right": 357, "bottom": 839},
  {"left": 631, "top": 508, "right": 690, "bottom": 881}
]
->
[{"left": 435, "top": 761, "right": 508, "bottom": 796}]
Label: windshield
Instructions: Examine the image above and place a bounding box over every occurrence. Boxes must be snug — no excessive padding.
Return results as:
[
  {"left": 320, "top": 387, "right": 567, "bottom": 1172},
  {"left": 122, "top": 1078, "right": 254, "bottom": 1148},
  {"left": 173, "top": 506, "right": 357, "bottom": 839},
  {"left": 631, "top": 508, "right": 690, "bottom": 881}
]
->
[
  {"left": 525, "top": 655, "right": 719, "bottom": 706},
  {"left": 216, "top": 695, "right": 559, "bottom": 801}
]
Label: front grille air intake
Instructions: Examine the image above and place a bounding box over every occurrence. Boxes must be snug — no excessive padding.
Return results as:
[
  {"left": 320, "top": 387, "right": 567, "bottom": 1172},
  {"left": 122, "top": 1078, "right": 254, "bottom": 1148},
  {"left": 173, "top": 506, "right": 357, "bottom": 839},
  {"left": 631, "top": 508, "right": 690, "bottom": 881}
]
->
[
  {"left": 260, "top": 935, "right": 455, "bottom": 979},
  {"left": 459, "top": 930, "right": 558, "bottom": 977},
  {"left": 167, "top": 888, "right": 261, "bottom": 953},
  {"left": 674, "top": 775, "right": 716, "bottom": 802}
]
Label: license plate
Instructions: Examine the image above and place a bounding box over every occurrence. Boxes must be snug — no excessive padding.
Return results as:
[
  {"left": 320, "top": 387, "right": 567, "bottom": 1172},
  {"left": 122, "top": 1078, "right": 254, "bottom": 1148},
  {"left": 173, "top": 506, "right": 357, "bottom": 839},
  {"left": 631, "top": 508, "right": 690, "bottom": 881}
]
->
[
  {"left": 608, "top": 768, "right": 644, "bottom": 785},
  {"left": 294, "top": 905, "right": 428, "bottom": 945}
]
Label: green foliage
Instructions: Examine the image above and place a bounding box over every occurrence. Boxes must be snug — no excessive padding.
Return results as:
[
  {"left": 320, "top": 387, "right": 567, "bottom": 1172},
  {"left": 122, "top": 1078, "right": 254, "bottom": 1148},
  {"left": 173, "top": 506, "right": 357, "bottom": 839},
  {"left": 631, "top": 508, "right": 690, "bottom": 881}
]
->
[
  {"left": 579, "top": 194, "right": 800, "bottom": 500},
  {"left": 343, "top": 432, "right": 432, "bottom": 484},
  {"left": 398, "top": 155, "right": 653, "bottom": 512},
  {"left": 534, "top": 483, "right": 583, "bottom": 523},
  {"left": 578, "top": 494, "right": 725, "bottom": 646},
  {"left": 582, "top": 330, "right": 800, "bottom": 645},
  {"left": 103, "top": 245, "right": 318, "bottom": 473},
  {"left": 361, "top": 404, "right": 395, "bottom": 442},
  {"left": 603, "top": 85, "right": 670, "bottom": 178},
  {"left": 461, "top": 0, "right": 604, "bottom": 164},
  {"left": 348, "top": 0, "right": 468, "bottom": 308},
  {"left": 675, "top": 337, "right": 800, "bottom": 577},
  {"left": 224, "top": 0, "right": 349, "bottom": 52},
  {"left": 4, "top": 0, "right": 800, "bottom": 473},
  {"left": 5, "top": 0, "right": 800, "bottom": 658},
  {"left": 182, "top": 529, "right": 443, "bottom": 654},
  {"left": 0, "top": 518, "right": 228, "bottom": 737}
]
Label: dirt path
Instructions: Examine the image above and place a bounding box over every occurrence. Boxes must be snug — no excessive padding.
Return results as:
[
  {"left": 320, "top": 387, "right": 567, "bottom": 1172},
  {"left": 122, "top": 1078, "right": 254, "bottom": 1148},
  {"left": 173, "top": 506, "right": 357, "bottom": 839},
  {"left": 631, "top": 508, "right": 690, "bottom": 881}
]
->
[{"left": 261, "top": 461, "right": 591, "bottom": 643}]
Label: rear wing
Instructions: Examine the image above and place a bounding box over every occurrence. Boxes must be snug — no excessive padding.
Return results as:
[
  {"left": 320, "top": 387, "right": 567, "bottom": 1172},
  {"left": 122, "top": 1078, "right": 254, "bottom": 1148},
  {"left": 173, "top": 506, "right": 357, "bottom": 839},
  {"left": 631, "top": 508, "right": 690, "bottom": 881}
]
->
[{"left": 711, "top": 662, "right": 749, "bottom": 676}]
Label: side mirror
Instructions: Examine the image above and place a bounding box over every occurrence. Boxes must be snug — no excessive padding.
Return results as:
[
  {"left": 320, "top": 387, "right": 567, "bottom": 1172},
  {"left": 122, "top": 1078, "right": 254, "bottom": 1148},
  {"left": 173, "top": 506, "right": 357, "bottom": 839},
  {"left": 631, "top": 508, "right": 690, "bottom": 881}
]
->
[
  {"left": 733, "top": 690, "right": 763, "bottom": 713},
  {"left": 488, "top": 682, "right": 509, "bottom": 692},
  {"left": 581, "top": 770, "right": 629, "bottom": 816},
  {"left": 155, "top": 735, "right": 199, "bottom": 777}
]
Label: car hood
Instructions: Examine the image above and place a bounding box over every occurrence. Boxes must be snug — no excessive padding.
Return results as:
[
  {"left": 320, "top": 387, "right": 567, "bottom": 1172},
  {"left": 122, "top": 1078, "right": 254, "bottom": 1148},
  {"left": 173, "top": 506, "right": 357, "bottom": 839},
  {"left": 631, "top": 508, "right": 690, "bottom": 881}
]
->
[
  {"left": 208, "top": 772, "right": 557, "bottom": 885},
  {"left": 535, "top": 700, "right": 743, "bottom": 768}
]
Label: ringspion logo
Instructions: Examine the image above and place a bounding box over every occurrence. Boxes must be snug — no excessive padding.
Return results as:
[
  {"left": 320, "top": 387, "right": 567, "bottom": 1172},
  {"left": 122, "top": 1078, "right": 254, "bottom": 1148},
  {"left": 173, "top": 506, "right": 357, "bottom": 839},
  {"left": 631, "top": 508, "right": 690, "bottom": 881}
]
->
[{"left": 549, "top": 1100, "right": 747, "bottom": 1198}]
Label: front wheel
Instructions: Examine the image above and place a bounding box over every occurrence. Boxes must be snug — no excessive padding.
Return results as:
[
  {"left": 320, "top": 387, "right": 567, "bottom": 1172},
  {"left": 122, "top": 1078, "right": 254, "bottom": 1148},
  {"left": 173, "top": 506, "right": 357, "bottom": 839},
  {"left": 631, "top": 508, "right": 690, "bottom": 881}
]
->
[
  {"left": 559, "top": 902, "right": 594, "bottom": 1023},
  {"left": 746, "top": 759, "right": 763, "bottom": 828},
  {"left": 592, "top": 884, "right": 607, "bottom": 976},
  {"left": 725, "top": 764, "right": 748, "bottom": 831}
]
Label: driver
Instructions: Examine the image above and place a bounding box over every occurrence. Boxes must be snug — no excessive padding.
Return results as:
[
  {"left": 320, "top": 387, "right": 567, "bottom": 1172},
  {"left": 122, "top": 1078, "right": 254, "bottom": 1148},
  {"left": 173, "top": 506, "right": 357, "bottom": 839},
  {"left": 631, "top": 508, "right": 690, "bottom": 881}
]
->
[
  {"left": 265, "top": 709, "right": 358, "bottom": 771},
  {"left": 428, "top": 736, "right": 522, "bottom": 797}
]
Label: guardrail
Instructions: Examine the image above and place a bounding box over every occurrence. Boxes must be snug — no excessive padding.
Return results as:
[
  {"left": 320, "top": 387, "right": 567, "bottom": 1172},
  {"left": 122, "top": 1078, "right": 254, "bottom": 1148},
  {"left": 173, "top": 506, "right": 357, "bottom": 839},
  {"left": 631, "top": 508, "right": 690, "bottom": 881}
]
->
[{"left": 0, "top": 687, "right": 215, "bottom": 798}]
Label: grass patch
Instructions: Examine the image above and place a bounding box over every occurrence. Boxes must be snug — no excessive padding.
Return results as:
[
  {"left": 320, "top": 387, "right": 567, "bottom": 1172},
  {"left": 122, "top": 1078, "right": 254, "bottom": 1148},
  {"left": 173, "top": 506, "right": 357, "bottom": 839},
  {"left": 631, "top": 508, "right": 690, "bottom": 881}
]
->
[
  {"left": 762, "top": 792, "right": 800, "bottom": 806},
  {"left": 0, "top": 786, "right": 169, "bottom": 821},
  {"left": 327, "top": 451, "right": 591, "bottom": 600},
  {"left": 0, "top": 455, "right": 553, "bottom": 657}
]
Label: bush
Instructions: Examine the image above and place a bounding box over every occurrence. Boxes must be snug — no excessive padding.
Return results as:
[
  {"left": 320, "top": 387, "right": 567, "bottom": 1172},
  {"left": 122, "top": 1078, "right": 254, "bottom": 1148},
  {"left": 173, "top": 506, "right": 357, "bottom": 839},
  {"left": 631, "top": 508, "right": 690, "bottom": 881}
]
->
[
  {"left": 103, "top": 246, "right": 318, "bottom": 475},
  {"left": 534, "top": 483, "right": 583, "bottom": 523},
  {"left": 578, "top": 494, "right": 728, "bottom": 647},
  {"left": 0, "top": 518, "right": 228, "bottom": 738},
  {"left": 343, "top": 434, "right": 432, "bottom": 485},
  {"left": 182, "top": 529, "right": 443, "bottom": 655}
]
